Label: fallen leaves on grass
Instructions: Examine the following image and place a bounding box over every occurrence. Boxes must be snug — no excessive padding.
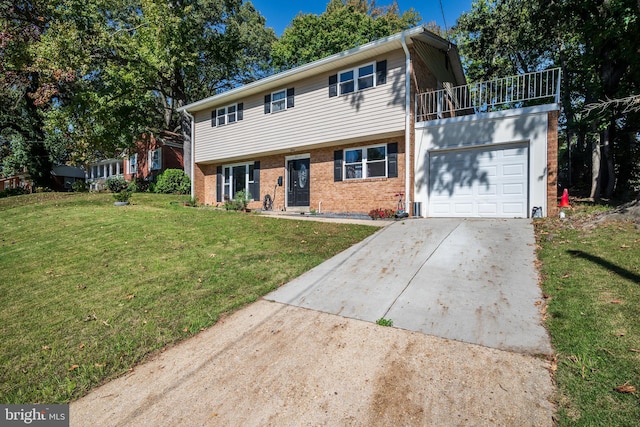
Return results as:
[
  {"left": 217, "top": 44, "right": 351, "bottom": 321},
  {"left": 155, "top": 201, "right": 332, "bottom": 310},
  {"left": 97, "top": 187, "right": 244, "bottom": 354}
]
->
[
  {"left": 68, "top": 364, "right": 79, "bottom": 371},
  {"left": 614, "top": 383, "right": 636, "bottom": 394}
]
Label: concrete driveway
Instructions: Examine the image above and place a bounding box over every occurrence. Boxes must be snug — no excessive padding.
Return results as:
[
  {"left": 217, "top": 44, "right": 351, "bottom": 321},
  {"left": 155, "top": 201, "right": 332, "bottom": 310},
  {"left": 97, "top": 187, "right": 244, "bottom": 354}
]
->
[
  {"left": 267, "top": 218, "right": 551, "bottom": 355},
  {"left": 71, "top": 217, "right": 555, "bottom": 426}
]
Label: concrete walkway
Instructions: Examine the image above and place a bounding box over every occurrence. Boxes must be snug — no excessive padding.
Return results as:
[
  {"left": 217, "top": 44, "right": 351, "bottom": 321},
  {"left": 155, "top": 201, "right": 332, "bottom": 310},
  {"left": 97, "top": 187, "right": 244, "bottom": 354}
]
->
[{"left": 267, "top": 218, "right": 552, "bottom": 355}]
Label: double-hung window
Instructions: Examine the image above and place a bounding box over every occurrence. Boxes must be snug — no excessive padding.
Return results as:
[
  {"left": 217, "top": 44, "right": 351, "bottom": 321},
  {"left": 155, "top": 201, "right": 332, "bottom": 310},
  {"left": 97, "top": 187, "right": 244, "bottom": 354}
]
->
[
  {"left": 264, "top": 88, "right": 295, "bottom": 114},
  {"left": 338, "top": 62, "right": 375, "bottom": 95},
  {"left": 149, "top": 148, "right": 161, "bottom": 171},
  {"left": 212, "top": 103, "right": 243, "bottom": 127},
  {"left": 344, "top": 145, "right": 387, "bottom": 179},
  {"left": 128, "top": 154, "right": 137, "bottom": 174},
  {"left": 271, "top": 90, "right": 286, "bottom": 112},
  {"left": 329, "top": 60, "right": 387, "bottom": 97}
]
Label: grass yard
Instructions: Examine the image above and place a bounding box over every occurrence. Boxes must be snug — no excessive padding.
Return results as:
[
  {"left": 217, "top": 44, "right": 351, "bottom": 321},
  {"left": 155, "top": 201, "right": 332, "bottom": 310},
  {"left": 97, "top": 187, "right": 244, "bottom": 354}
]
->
[
  {"left": 535, "top": 208, "right": 640, "bottom": 425},
  {"left": 0, "top": 192, "right": 378, "bottom": 404}
]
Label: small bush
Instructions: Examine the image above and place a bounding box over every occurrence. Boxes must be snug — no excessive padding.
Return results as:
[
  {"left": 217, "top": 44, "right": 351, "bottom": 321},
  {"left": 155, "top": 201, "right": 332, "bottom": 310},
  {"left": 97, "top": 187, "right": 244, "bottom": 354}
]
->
[
  {"left": 368, "top": 208, "right": 396, "bottom": 220},
  {"left": 106, "top": 176, "right": 128, "bottom": 193},
  {"left": 224, "top": 190, "right": 252, "bottom": 211},
  {"left": 0, "top": 187, "right": 28, "bottom": 198},
  {"left": 71, "top": 180, "right": 88, "bottom": 192},
  {"left": 112, "top": 190, "right": 132, "bottom": 203},
  {"left": 154, "top": 169, "right": 190, "bottom": 194}
]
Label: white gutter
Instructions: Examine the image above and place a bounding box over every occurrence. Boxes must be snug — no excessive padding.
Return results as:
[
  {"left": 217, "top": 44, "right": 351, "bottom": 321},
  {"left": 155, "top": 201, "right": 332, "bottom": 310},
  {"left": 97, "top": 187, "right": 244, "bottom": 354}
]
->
[
  {"left": 182, "top": 109, "right": 196, "bottom": 200},
  {"left": 401, "top": 32, "right": 412, "bottom": 214}
]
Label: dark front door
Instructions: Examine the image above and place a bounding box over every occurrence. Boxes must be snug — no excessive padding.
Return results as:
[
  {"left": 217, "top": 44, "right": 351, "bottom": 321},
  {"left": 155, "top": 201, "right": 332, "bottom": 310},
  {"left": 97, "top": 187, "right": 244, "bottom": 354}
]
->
[{"left": 288, "top": 158, "right": 310, "bottom": 207}]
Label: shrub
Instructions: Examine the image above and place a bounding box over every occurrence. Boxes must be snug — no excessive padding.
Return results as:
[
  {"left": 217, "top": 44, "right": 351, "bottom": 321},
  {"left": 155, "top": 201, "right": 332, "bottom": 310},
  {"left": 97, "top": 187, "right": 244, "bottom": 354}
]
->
[
  {"left": 154, "top": 169, "right": 190, "bottom": 194},
  {"left": 106, "top": 176, "right": 128, "bottom": 193},
  {"left": 224, "top": 190, "right": 251, "bottom": 211},
  {"left": 71, "top": 180, "right": 88, "bottom": 192},
  {"left": 0, "top": 187, "right": 28, "bottom": 198},
  {"left": 112, "top": 190, "right": 132, "bottom": 203},
  {"left": 368, "top": 208, "right": 396, "bottom": 220}
]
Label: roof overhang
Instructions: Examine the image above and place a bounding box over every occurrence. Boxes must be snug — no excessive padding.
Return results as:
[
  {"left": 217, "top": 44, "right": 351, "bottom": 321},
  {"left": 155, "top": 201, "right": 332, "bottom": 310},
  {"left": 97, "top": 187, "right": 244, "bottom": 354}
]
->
[{"left": 178, "top": 26, "right": 465, "bottom": 113}]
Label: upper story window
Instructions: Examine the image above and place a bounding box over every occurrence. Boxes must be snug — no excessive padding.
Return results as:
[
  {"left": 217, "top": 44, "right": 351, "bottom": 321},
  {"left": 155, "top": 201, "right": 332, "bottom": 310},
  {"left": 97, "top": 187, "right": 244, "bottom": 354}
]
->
[
  {"left": 211, "top": 103, "right": 243, "bottom": 127},
  {"left": 329, "top": 60, "right": 387, "bottom": 97},
  {"left": 264, "top": 88, "right": 295, "bottom": 114}
]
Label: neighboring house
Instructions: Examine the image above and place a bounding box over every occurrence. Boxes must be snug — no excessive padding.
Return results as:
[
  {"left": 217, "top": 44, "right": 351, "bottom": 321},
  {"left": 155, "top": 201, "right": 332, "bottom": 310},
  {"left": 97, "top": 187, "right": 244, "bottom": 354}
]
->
[
  {"left": 179, "top": 26, "right": 559, "bottom": 218},
  {"left": 51, "top": 165, "right": 86, "bottom": 192},
  {"left": 0, "top": 174, "right": 30, "bottom": 192},
  {"left": 88, "top": 131, "right": 184, "bottom": 190}
]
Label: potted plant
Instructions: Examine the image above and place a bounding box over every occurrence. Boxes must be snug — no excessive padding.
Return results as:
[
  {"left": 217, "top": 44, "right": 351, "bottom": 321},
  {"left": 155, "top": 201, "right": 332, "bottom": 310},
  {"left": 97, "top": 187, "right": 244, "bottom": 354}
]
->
[{"left": 113, "top": 190, "right": 131, "bottom": 206}]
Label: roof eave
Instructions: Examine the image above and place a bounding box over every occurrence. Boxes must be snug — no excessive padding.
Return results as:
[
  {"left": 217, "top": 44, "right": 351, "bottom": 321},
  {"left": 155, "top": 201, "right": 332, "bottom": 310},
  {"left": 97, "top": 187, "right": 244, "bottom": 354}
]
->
[{"left": 178, "top": 26, "right": 463, "bottom": 113}]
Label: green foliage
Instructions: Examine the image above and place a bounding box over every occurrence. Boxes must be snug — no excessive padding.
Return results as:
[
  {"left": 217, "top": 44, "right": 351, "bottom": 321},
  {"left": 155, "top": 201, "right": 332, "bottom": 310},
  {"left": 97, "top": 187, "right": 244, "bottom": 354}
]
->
[
  {"left": 0, "top": 187, "right": 28, "bottom": 199},
  {"left": 106, "top": 176, "right": 127, "bottom": 193},
  {"left": 154, "top": 169, "right": 190, "bottom": 194},
  {"left": 71, "top": 180, "right": 88, "bottom": 192},
  {"left": 453, "top": 0, "right": 640, "bottom": 199},
  {"left": 112, "top": 190, "right": 131, "bottom": 203},
  {"left": 224, "top": 190, "right": 252, "bottom": 211},
  {"left": 271, "top": 0, "right": 420, "bottom": 70},
  {"left": 1, "top": 0, "right": 275, "bottom": 171},
  {"left": 376, "top": 318, "right": 393, "bottom": 327}
]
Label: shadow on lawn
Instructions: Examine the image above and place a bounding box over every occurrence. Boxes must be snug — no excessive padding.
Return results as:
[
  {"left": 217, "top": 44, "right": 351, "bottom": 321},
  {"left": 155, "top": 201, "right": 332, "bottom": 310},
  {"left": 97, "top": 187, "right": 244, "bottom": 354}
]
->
[{"left": 568, "top": 250, "right": 640, "bottom": 284}]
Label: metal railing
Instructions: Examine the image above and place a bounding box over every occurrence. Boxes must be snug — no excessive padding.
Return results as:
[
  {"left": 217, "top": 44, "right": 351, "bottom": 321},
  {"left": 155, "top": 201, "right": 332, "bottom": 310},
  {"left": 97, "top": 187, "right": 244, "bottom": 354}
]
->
[{"left": 416, "top": 68, "right": 561, "bottom": 122}]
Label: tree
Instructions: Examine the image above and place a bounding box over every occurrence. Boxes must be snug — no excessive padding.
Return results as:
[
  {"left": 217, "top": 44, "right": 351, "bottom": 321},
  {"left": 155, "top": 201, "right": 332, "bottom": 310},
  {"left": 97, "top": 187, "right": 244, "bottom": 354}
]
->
[
  {"left": 1, "top": 0, "right": 275, "bottom": 178},
  {"left": 453, "top": 0, "right": 640, "bottom": 201},
  {"left": 0, "top": 0, "right": 56, "bottom": 186},
  {"left": 271, "top": 0, "right": 420, "bottom": 70}
]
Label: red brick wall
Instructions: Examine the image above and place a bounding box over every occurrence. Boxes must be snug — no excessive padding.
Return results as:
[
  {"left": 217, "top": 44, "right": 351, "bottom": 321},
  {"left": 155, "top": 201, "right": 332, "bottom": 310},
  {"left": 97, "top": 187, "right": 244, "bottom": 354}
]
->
[
  {"left": 196, "top": 135, "right": 406, "bottom": 214},
  {"left": 124, "top": 134, "right": 184, "bottom": 182},
  {"left": 547, "top": 110, "right": 559, "bottom": 217}
]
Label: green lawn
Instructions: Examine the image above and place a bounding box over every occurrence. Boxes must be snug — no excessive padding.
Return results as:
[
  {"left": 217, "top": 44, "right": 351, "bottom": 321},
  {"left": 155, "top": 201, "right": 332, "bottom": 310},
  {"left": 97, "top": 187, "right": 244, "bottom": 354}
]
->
[
  {"left": 0, "top": 192, "right": 378, "bottom": 404},
  {"left": 535, "top": 210, "right": 640, "bottom": 425}
]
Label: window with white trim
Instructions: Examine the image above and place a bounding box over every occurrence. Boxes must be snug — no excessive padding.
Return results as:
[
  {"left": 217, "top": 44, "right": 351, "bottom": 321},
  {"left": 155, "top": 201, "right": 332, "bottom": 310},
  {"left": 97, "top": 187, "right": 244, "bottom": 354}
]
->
[
  {"left": 271, "top": 90, "right": 286, "bottom": 112},
  {"left": 344, "top": 144, "right": 387, "bottom": 179},
  {"left": 223, "top": 163, "right": 255, "bottom": 200},
  {"left": 128, "top": 154, "right": 137, "bottom": 174},
  {"left": 211, "top": 103, "right": 243, "bottom": 127},
  {"left": 149, "top": 148, "right": 162, "bottom": 171},
  {"left": 264, "top": 88, "right": 294, "bottom": 114},
  {"left": 339, "top": 62, "right": 375, "bottom": 95},
  {"left": 329, "top": 60, "right": 387, "bottom": 98}
]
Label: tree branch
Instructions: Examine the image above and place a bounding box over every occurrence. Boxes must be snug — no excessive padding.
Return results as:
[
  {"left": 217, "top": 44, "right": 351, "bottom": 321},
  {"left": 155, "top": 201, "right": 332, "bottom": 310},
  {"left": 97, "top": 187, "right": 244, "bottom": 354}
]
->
[{"left": 584, "top": 95, "right": 640, "bottom": 115}]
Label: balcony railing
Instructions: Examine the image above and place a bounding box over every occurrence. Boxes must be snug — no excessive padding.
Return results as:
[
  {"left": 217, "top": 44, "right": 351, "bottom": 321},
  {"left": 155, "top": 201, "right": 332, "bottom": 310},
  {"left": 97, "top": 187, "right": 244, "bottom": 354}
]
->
[{"left": 416, "top": 68, "right": 561, "bottom": 122}]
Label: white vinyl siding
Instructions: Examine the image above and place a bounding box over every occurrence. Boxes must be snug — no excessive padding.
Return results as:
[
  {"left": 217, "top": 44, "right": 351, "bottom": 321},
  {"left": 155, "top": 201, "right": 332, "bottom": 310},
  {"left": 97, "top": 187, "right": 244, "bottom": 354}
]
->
[{"left": 194, "top": 51, "right": 406, "bottom": 163}]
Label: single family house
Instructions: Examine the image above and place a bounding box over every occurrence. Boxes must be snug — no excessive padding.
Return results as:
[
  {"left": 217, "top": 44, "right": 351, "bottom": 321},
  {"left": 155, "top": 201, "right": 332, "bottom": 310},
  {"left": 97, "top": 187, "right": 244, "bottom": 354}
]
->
[
  {"left": 179, "top": 26, "right": 559, "bottom": 218},
  {"left": 87, "top": 131, "right": 184, "bottom": 190}
]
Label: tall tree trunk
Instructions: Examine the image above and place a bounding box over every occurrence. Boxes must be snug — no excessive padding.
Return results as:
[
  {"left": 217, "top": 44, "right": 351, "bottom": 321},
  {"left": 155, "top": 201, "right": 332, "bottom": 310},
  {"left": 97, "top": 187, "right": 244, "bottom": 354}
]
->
[
  {"left": 590, "top": 134, "right": 601, "bottom": 201},
  {"left": 602, "top": 123, "right": 616, "bottom": 198}
]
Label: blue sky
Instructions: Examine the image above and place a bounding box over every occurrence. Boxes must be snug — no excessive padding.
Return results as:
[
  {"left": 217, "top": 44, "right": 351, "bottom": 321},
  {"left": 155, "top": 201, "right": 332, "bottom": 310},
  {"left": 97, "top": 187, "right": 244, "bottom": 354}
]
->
[{"left": 250, "top": 0, "right": 474, "bottom": 36}]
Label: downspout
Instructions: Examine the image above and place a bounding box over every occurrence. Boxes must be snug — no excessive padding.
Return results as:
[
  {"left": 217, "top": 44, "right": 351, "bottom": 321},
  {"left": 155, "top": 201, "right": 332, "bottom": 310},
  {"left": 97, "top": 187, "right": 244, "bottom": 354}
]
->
[
  {"left": 401, "top": 32, "right": 412, "bottom": 215},
  {"left": 182, "top": 110, "right": 196, "bottom": 200}
]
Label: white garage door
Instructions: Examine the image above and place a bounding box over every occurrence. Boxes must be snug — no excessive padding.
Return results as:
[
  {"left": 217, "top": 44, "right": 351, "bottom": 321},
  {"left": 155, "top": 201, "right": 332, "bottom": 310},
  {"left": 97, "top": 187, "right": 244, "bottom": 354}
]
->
[{"left": 428, "top": 143, "right": 529, "bottom": 218}]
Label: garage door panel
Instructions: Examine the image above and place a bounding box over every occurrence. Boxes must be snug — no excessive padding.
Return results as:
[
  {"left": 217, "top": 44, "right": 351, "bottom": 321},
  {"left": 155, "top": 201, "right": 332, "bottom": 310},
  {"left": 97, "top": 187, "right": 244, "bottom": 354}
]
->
[
  {"left": 503, "top": 164, "right": 525, "bottom": 176},
  {"left": 503, "top": 183, "right": 525, "bottom": 195},
  {"left": 429, "top": 143, "right": 529, "bottom": 218}
]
